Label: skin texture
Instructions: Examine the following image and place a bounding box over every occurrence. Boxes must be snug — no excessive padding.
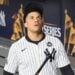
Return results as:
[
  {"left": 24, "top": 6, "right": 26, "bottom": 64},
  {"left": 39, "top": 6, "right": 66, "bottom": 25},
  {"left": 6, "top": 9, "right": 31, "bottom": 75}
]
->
[{"left": 24, "top": 11, "right": 44, "bottom": 41}]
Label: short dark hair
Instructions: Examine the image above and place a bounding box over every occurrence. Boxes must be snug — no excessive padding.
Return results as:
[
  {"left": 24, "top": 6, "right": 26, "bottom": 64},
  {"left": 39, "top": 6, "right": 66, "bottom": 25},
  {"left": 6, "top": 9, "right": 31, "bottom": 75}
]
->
[{"left": 24, "top": 2, "right": 43, "bottom": 21}]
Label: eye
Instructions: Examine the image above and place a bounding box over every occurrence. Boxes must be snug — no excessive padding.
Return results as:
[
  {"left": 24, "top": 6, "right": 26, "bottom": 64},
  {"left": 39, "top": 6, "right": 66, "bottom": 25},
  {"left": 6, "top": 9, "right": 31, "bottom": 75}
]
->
[
  {"left": 30, "top": 16, "right": 34, "bottom": 19},
  {"left": 37, "top": 16, "right": 42, "bottom": 20}
]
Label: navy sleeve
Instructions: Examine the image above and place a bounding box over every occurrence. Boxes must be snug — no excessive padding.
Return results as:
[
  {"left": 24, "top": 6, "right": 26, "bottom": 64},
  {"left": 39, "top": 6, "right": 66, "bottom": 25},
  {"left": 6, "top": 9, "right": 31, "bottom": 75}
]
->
[
  {"left": 3, "top": 70, "right": 13, "bottom": 75},
  {"left": 60, "top": 64, "right": 74, "bottom": 75}
]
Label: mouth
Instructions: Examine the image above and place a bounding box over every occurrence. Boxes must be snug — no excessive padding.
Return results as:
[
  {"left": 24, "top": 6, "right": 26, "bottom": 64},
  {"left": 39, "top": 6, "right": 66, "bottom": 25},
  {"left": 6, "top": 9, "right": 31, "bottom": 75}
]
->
[
  {"left": 34, "top": 24, "right": 39, "bottom": 26},
  {"left": 34, "top": 24, "right": 40, "bottom": 27}
]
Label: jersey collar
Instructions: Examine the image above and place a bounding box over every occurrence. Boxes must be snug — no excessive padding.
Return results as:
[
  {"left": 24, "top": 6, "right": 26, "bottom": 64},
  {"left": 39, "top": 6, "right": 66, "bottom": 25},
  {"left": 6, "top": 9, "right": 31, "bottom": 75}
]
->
[{"left": 25, "top": 33, "right": 45, "bottom": 44}]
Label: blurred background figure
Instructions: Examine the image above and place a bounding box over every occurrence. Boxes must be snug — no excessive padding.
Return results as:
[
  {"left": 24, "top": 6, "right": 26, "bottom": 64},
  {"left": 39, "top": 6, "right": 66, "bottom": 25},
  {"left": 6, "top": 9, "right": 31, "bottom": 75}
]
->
[
  {"left": 11, "top": 4, "right": 24, "bottom": 41},
  {"left": 68, "top": 22, "right": 75, "bottom": 56},
  {"left": 64, "top": 9, "right": 75, "bottom": 56},
  {"left": 64, "top": 9, "right": 73, "bottom": 52},
  {"left": 0, "top": 0, "right": 9, "bottom": 5}
]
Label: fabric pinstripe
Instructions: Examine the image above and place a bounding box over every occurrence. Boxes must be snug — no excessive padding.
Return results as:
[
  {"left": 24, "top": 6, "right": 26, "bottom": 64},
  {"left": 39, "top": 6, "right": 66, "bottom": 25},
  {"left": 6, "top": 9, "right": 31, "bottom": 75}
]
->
[{"left": 4, "top": 34, "right": 70, "bottom": 75}]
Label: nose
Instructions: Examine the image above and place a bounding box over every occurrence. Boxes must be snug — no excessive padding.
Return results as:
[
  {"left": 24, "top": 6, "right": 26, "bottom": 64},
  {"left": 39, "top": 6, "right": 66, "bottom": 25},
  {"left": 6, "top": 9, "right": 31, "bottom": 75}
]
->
[{"left": 34, "top": 18, "right": 38, "bottom": 22}]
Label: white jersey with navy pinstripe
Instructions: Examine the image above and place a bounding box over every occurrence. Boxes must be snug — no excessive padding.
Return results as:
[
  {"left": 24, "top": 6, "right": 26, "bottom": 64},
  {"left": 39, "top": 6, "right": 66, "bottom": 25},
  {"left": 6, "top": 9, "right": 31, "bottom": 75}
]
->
[{"left": 4, "top": 34, "right": 70, "bottom": 75}]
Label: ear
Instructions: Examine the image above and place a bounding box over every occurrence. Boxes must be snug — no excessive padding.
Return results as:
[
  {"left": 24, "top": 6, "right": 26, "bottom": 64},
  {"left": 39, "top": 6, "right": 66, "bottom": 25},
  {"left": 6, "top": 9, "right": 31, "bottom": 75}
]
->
[{"left": 24, "top": 22, "right": 27, "bottom": 28}]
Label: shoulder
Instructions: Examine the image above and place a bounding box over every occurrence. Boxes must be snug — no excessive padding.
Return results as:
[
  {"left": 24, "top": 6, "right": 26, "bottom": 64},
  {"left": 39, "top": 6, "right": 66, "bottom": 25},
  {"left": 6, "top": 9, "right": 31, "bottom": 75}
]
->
[
  {"left": 12, "top": 36, "right": 25, "bottom": 45},
  {"left": 45, "top": 34, "right": 61, "bottom": 43},
  {"left": 45, "top": 34, "right": 64, "bottom": 49},
  {"left": 10, "top": 36, "right": 26, "bottom": 51}
]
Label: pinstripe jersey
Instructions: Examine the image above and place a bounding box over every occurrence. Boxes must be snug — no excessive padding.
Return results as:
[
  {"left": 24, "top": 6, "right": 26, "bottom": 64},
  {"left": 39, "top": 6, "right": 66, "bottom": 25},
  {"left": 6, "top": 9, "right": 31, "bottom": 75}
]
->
[{"left": 4, "top": 34, "right": 70, "bottom": 75}]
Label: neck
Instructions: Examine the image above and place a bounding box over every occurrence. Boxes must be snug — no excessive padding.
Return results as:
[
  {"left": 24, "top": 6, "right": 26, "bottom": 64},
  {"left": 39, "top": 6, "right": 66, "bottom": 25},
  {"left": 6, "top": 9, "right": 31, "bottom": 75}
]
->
[{"left": 27, "top": 31, "right": 44, "bottom": 41}]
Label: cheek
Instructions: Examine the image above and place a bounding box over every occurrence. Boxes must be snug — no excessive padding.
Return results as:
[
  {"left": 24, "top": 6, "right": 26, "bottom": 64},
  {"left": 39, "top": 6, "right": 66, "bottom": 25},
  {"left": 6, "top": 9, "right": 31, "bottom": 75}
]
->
[
  {"left": 39, "top": 21, "right": 44, "bottom": 27},
  {"left": 25, "top": 22, "right": 33, "bottom": 28},
  {"left": 24, "top": 21, "right": 31, "bottom": 27}
]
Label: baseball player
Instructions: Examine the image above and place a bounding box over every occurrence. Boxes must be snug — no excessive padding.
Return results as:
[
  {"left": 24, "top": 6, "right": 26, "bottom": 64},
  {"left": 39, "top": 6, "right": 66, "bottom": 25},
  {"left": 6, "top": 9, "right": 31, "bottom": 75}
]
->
[{"left": 3, "top": 2, "right": 74, "bottom": 75}]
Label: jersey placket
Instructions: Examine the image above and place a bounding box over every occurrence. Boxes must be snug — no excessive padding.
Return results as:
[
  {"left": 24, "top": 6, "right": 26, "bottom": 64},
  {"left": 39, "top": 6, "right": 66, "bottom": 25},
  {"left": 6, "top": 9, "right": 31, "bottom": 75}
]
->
[{"left": 34, "top": 43, "right": 44, "bottom": 75}]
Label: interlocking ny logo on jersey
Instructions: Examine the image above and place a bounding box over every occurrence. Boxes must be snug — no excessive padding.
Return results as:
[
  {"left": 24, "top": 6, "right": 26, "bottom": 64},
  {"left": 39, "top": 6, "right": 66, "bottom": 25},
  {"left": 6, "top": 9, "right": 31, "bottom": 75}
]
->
[
  {"left": 35, "top": 48, "right": 56, "bottom": 75},
  {"left": 44, "top": 48, "right": 56, "bottom": 62}
]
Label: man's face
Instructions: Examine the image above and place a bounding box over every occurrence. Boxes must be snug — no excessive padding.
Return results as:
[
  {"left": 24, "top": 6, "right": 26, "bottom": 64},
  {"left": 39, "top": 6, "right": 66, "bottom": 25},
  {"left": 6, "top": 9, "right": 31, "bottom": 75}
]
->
[{"left": 24, "top": 12, "right": 44, "bottom": 33}]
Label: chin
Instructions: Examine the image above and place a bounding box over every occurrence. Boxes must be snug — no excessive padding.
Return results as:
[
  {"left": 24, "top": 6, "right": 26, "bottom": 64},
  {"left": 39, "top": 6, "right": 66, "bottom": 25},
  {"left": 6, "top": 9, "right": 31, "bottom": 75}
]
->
[{"left": 34, "top": 30, "right": 42, "bottom": 33}]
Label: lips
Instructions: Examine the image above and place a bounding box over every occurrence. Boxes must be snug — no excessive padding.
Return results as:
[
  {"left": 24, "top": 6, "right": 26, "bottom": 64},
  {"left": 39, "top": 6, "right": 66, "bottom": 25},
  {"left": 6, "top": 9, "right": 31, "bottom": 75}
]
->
[
  {"left": 34, "top": 22, "right": 41, "bottom": 26},
  {"left": 34, "top": 24, "right": 39, "bottom": 26}
]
